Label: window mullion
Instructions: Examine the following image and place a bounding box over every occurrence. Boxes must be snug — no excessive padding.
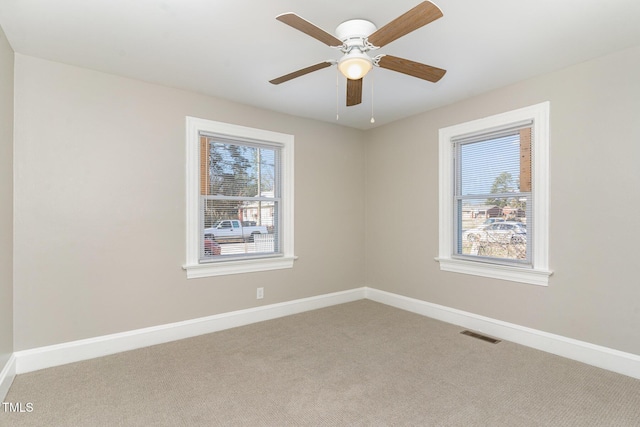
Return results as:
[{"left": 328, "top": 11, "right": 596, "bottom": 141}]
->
[{"left": 203, "top": 195, "right": 279, "bottom": 202}]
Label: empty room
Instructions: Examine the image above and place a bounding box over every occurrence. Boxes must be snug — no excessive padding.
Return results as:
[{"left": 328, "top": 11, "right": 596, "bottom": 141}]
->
[{"left": 1, "top": 1, "right": 640, "bottom": 425}]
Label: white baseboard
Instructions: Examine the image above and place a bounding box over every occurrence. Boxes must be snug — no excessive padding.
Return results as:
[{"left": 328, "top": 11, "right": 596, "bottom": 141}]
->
[
  {"left": 0, "top": 354, "right": 16, "bottom": 401},
  {"left": 11, "top": 286, "right": 640, "bottom": 380},
  {"left": 365, "top": 288, "right": 640, "bottom": 380},
  {"left": 14, "top": 288, "right": 366, "bottom": 374}
]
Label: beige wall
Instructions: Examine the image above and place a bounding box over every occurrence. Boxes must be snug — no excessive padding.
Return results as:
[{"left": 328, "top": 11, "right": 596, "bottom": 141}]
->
[
  {"left": 11, "top": 45, "right": 640, "bottom": 358},
  {"left": 13, "top": 54, "right": 365, "bottom": 350},
  {"left": 365, "top": 45, "right": 640, "bottom": 355},
  {"left": 0, "top": 25, "right": 14, "bottom": 369}
]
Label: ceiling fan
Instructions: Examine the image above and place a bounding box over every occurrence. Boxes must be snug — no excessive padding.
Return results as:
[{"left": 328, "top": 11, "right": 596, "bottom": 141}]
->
[{"left": 269, "top": 1, "right": 446, "bottom": 107}]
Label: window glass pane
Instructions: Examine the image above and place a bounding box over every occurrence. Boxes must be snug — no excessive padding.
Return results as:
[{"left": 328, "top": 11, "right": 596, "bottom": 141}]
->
[
  {"left": 458, "top": 197, "right": 528, "bottom": 261},
  {"left": 200, "top": 137, "right": 280, "bottom": 261},
  {"left": 205, "top": 142, "right": 278, "bottom": 198},
  {"left": 460, "top": 133, "right": 521, "bottom": 196},
  {"left": 456, "top": 128, "right": 531, "bottom": 264}
]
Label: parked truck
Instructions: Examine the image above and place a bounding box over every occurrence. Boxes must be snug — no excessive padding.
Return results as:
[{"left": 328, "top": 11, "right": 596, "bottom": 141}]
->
[{"left": 204, "top": 219, "right": 268, "bottom": 242}]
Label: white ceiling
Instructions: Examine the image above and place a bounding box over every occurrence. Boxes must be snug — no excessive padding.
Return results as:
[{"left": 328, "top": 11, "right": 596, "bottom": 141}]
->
[{"left": 1, "top": 0, "right": 639, "bottom": 129}]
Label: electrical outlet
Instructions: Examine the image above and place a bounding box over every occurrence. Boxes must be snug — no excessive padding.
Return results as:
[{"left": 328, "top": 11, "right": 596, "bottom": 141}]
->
[{"left": 256, "top": 287, "right": 264, "bottom": 299}]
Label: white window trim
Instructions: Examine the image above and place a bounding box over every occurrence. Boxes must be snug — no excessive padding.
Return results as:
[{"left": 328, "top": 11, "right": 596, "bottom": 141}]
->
[
  {"left": 437, "top": 102, "right": 552, "bottom": 286},
  {"left": 183, "top": 117, "right": 295, "bottom": 279}
]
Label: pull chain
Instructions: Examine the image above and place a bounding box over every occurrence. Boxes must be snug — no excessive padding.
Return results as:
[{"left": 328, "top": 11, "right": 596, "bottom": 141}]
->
[
  {"left": 370, "top": 70, "right": 375, "bottom": 124},
  {"left": 336, "top": 68, "right": 340, "bottom": 121}
]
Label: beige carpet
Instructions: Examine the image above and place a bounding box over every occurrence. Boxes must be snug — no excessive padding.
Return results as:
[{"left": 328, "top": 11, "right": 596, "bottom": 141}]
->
[{"left": 3, "top": 300, "right": 640, "bottom": 426}]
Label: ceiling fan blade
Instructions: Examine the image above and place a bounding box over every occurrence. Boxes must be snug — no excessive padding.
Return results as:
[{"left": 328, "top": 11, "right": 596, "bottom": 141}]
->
[
  {"left": 377, "top": 55, "right": 446, "bottom": 82},
  {"left": 346, "top": 78, "right": 363, "bottom": 106},
  {"left": 276, "top": 13, "right": 343, "bottom": 47},
  {"left": 367, "top": 1, "right": 443, "bottom": 48},
  {"left": 269, "top": 61, "right": 333, "bottom": 85}
]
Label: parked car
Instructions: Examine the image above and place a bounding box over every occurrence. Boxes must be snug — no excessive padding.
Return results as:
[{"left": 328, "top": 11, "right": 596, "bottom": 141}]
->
[
  {"left": 483, "top": 218, "right": 505, "bottom": 225},
  {"left": 463, "top": 221, "right": 526, "bottom": 244},
  {"left": 204, "top": 219, "right": 268, "bottom": 242},
  {"left": 203, "top": 236, "right": 221, "bottom": 256}
]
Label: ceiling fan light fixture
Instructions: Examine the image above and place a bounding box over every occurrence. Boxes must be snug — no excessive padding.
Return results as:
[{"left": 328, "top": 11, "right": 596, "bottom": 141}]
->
[{"left": 338, "top": 50, "right": 373, "bottom": 80}]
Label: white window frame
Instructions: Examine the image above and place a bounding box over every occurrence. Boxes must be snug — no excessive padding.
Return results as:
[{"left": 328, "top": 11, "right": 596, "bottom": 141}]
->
[
  {"left": 183, "top": 117, "right": 295, "bottom": 278},
  {"left": 437, "top": 102, "right": 552, "bottom": 286}
]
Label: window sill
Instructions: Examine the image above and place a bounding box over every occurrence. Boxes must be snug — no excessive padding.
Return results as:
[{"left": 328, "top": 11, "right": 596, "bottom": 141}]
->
[
  {"left": 183, "top": 256, "right": 296, "bottom": 279},
  {"left": 435, "top": 257, "right": 552, "bottom": 286}
]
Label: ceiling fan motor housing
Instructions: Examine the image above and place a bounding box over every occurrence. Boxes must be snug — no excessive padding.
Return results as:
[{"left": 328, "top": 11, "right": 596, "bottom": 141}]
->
[{"left": 335, "top": 19, "right": 377, "bottom": 51}]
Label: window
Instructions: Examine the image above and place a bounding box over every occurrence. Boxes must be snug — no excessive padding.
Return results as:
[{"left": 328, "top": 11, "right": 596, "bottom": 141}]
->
[
  {"left": 184, "top": 117, "right": 294, "bottom": 278},
  {"left": 457, "top": 125, "right": 531, "bottom": 263},
  {"left": 438, "top": 102, "right": 551, "bottom": 285},
  {"left": 200, "top": 141, "right": 278, "bottom": 259}
]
